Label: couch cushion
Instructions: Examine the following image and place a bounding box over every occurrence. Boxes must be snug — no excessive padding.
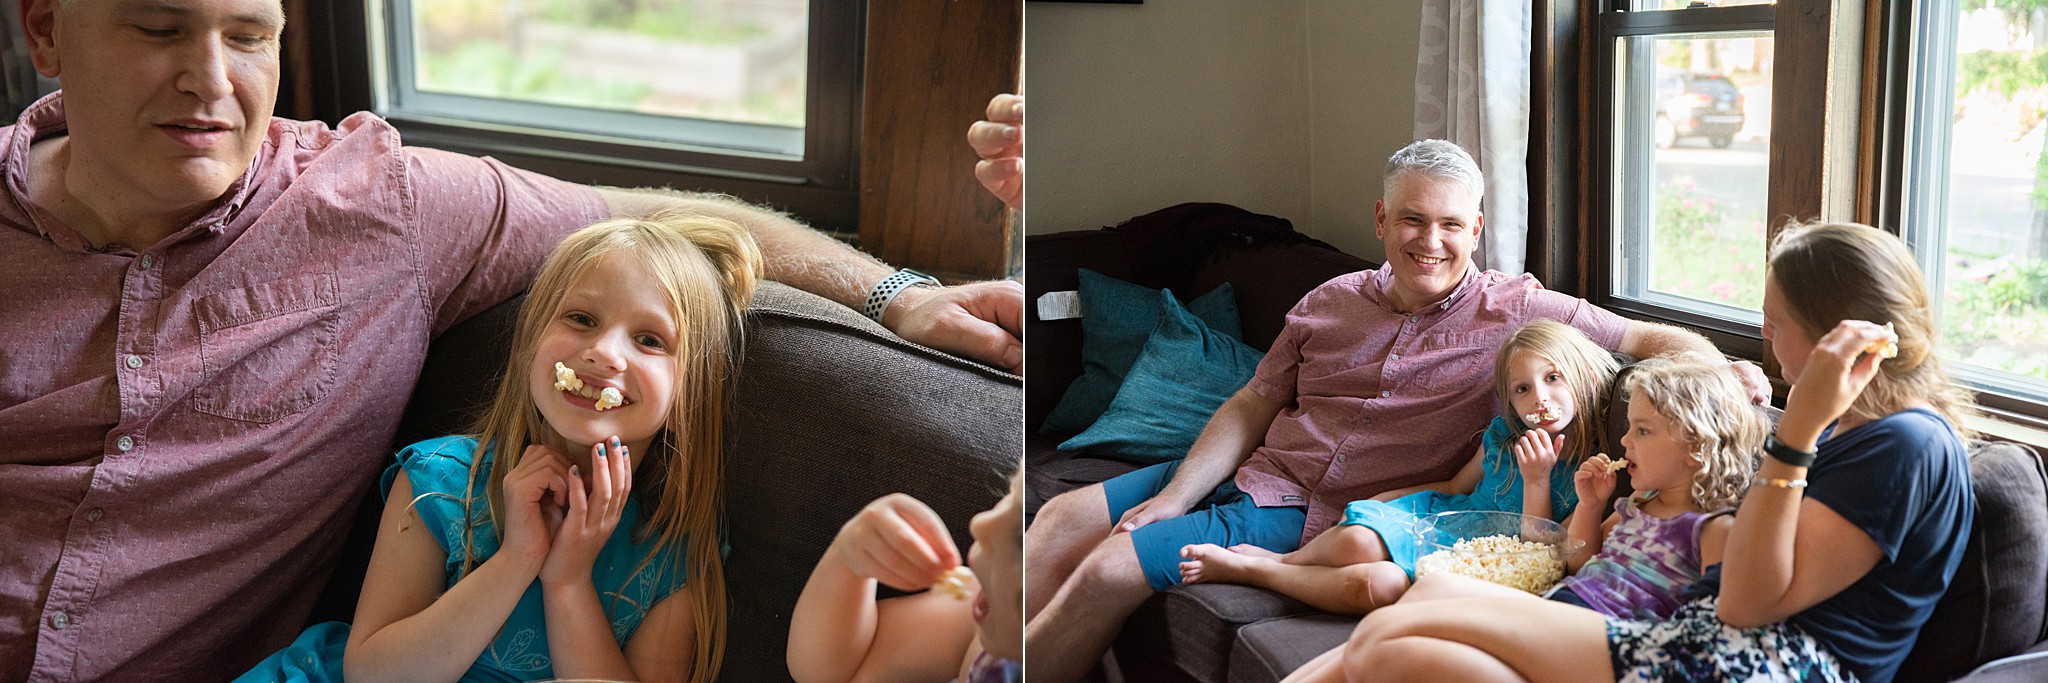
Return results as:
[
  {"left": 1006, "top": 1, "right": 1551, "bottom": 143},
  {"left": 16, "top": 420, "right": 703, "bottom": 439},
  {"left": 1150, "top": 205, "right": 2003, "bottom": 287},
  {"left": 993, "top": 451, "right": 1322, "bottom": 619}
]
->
[
  {"left": 1061, "top": 292, "right": 1264, "bottom": 463},
  {"left": 1116, "top": 584, "right": 1325, "bottom": 683},
  {"left": 1230, "top": 614, "right": 1357, "bottom": 683},
  {"left": 1898, "top": 440, "right": 2048, "bottom": 682},
  {"left": 1040, "top": 270, "right": 1242, "bottom": 436}
]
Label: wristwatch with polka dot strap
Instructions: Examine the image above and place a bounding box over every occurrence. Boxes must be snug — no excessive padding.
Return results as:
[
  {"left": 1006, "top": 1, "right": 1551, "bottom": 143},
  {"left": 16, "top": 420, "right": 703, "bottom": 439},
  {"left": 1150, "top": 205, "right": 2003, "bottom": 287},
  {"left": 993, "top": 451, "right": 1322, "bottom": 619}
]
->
[{"left": 863, "top": 268, "right": 941, "bottom": 323}]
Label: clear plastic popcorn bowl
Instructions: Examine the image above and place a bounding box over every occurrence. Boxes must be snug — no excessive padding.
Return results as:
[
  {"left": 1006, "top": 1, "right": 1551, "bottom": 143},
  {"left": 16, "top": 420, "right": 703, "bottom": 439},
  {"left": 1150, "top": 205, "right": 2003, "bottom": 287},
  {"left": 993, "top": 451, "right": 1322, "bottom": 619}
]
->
[{"left": 1411, "top": 510, "right": 1568, "bottom": 595}]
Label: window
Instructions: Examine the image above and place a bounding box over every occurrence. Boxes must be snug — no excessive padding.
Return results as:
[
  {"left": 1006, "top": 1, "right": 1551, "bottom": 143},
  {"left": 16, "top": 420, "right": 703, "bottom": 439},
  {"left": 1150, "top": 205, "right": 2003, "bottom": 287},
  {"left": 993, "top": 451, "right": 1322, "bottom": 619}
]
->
[
  {"left": 1597, "top": 3, "right": 1777, "bottom": 338},
  {"left": 1585, "top": 0, "right": 2048, "bottom": 422},
  {"left": 383, "top": 0, "right": 810, "bottom": 158},
  {"left": 356, "top": 0, "right": 863, "bottom": 224},
  {"left": 1900, "top": 0, "right": 2048, "bottom": 407}
]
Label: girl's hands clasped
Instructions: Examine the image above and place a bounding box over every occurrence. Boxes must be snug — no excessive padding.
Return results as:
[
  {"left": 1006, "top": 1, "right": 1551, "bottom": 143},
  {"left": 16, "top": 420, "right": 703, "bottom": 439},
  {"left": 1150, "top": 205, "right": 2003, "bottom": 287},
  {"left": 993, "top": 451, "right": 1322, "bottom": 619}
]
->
[
  {"left": 502, "top": 444, "right": 575, "bottom": 567},
  {"left": 830, "top": 493, "right": 962, "bottom": 591},
  {"left": 539, "top": 436, "right": 633, "bottom": 587}
]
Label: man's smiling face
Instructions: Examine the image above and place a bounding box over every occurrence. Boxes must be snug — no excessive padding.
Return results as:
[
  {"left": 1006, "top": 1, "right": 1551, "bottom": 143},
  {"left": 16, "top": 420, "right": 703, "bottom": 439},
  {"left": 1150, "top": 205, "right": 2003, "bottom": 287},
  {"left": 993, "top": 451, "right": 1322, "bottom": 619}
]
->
[{"left": 1374, "top": 173, "right": 1483, "bottom": 313}]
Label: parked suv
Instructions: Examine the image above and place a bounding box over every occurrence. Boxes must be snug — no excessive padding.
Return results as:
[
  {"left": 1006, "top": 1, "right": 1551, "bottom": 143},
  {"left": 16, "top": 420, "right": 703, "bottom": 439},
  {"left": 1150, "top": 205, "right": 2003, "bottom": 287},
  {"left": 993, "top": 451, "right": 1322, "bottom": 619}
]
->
[{"left": 1655, "top": 71, "right": 1745, "bottom": 148}]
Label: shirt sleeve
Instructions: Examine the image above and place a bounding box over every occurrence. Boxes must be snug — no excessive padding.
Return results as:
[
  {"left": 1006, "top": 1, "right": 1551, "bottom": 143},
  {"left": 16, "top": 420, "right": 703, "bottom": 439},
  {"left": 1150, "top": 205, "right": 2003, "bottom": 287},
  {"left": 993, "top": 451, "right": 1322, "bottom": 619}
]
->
[
  {"left": 1803, "top": 416, "right": 1947, "bottom": 561},
  {"left": 403, "top": 147, "right": 612, "bottom": 336},
  {"left": 1244, "top": 289, "right": 1316, "bottom": 405},
  {"left": 1523, "top": 284, "right": 1629, "bottom": 351}
]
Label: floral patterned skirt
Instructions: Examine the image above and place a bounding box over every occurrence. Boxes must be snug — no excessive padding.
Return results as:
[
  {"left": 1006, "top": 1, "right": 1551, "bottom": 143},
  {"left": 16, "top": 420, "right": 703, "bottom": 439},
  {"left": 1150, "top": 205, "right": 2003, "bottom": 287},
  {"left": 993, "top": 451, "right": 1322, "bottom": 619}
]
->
[{"left": 1606, "top": 596, "right": 1858, "bottom": 683}]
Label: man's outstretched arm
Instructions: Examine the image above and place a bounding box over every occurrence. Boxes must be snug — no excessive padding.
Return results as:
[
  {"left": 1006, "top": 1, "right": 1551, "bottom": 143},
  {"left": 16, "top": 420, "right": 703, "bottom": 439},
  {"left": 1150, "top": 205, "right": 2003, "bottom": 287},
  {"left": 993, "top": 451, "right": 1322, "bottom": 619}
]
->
[
  {"left": 1115, "top": 387, "right": 1285, "bottom": 532},
  {"left": 598, "top": 188, "right": 1022, "bottom": 373}
]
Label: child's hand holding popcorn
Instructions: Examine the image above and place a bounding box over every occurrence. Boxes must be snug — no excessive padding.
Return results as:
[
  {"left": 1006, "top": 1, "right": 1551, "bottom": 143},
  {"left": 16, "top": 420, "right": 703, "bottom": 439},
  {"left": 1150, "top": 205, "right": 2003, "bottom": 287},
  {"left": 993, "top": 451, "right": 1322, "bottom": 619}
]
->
[
  {"left": 830, "top": 493, "right": 973, "bottom": 595},
  {"left": 1575, "top": 453, "right": 1623, "bottom": 506}
]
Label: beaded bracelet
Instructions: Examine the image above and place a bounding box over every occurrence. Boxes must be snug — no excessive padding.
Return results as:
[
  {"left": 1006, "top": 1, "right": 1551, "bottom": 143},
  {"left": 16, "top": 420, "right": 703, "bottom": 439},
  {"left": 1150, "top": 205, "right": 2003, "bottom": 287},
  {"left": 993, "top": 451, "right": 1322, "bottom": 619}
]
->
[{"left": 1753, "top": 476, "right": 1810, "bottom": 490}]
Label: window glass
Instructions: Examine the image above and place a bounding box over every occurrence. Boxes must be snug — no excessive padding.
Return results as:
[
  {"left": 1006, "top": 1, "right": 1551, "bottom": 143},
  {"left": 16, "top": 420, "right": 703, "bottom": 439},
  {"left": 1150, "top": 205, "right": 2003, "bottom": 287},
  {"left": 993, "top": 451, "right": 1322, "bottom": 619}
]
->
[
  {"left": 1908, "top": 1, "right": 2048, "bottom": 396},
  {"left": 388, "top": 0, "right": 810, "bottom": 157},
  {"left": 1611, "top": 33, "right": 1775, "bottom": 324}
]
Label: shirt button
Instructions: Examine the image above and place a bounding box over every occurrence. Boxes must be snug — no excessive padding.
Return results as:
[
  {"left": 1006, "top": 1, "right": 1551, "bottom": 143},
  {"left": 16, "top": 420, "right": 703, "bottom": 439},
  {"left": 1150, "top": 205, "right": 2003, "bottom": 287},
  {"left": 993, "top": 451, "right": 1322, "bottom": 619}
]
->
[
  {"left": 125, "top": 354, "right": 144, "bottom": 369},
  {"left": 86, "top": 508, "right": 103, "bottom": 522},
  {"left": 1337, "top": 454, "right": 1348, "bottom": 463},
  {"left": 116, "top": 436, "right": 135, "bottom": 453},
  {"left": 1380, "top": 390, "right": 1392, "bottom": 398},
  {"left": 138, "top": 254, "right": 153, "bottom": 270},
  {"left": 49, "top": 612, "right": 68, "bottom": 630},
  {"left": 1389, "top": 353, "right": 1401, "bottom": 361}
]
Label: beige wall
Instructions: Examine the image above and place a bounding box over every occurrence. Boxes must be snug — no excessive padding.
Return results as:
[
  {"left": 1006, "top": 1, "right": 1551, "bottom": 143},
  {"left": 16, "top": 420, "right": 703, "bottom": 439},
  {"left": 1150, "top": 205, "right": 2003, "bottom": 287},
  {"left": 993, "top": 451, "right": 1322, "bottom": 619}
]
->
[{"left": 1024, "top": 1, "right": 1422, "bottom": 265}]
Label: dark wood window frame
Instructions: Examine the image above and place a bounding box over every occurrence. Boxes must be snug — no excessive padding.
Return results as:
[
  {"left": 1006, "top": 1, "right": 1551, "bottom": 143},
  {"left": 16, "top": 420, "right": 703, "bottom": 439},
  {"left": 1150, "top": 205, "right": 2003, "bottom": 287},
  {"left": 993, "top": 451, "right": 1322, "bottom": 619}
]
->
[{"left": 1546, "top": 0, "right": 2048, "bottom": 429}]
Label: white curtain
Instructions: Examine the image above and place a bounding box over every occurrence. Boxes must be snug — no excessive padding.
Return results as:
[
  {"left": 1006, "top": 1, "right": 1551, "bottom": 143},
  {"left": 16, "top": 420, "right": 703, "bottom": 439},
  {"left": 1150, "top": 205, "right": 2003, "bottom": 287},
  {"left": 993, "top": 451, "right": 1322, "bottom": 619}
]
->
[{"left": 1414, "top": 0, "right": 1531, "bottom": 275}]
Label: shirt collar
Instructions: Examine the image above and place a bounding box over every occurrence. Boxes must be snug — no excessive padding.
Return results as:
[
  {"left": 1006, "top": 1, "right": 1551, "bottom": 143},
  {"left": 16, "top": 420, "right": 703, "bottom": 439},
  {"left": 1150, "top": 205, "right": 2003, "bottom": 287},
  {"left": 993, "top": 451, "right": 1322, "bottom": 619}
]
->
[
  {"left": 4, "top": 91, "right": 258, "bottom": 247},
  {"left": 1367, "top": 261, "right": 1480, "bottom": 316}
]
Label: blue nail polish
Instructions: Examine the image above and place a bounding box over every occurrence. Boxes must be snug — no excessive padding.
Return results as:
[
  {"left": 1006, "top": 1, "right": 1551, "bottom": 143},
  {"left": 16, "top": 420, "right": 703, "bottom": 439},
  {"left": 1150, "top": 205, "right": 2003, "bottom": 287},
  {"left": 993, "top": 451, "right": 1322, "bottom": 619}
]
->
[{"left": 597, "top": 444, "right": 606, "bottom": 457}]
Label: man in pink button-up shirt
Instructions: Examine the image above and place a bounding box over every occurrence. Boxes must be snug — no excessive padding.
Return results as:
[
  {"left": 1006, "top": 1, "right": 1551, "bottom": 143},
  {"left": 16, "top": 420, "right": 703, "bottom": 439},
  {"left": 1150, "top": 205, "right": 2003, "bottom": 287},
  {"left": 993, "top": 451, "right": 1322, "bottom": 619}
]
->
[
  {"left": 0, "top": 1, "right": 1022, "bottom": 680},
  {"left": 1023, "top": 140, "right": 1770, "bottom": 683}
]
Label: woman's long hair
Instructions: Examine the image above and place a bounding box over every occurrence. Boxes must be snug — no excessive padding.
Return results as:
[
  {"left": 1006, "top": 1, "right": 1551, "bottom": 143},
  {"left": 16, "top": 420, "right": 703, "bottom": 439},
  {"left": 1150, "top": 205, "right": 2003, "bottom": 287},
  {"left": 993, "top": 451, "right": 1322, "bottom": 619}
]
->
[
  {"left": 459, "top": 209, "right": 761, "bottom": 682},
  {"left": 1768, "top": 222, "right": 1977, "bottom": 437}
]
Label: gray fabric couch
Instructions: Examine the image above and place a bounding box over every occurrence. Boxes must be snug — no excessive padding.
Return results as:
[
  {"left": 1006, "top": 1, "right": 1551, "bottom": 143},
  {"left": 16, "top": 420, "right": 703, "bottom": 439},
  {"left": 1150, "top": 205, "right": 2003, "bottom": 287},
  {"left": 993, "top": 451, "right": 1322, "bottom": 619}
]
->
[
  {"left": 308, "top": 281, "right": 1022, "bottom": 681},
  {"left": 1027, "top": 215, "right": 2048, "bottom": 683}
]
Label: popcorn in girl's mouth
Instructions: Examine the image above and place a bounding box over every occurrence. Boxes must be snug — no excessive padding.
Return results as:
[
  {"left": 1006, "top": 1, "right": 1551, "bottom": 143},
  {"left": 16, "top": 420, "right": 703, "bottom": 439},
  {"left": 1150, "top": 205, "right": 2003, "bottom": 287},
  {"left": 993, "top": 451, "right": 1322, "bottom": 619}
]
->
[
  {"left": 1523, "top": 401, "right": 1561, "bottom": 425},
  {"left": 934, "top": 566, "right": 974, "bottom": 600},
  {"left": 553, "top": 362, "right": 629, "bottom": 411},
  {"left": 553, "top": 362, "right": 583, "bottom": 392}
]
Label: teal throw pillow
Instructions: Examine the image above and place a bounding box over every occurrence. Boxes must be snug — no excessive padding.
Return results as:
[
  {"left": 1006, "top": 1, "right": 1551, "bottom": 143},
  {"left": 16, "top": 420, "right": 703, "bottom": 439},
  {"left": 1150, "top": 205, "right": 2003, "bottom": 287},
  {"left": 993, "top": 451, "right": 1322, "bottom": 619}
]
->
[
  {"left": 1058, "top": 290, "right": 1265, "bottom": 463},
  {"left": 1038, "top": 269, "right": 1242, "bottom": 436}
]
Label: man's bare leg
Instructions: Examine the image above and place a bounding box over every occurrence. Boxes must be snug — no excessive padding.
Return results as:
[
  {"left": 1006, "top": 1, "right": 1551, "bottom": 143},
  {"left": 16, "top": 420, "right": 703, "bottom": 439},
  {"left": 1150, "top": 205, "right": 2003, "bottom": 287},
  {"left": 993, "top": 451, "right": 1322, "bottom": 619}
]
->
[
  {"left": 1180, "top": 546, "right": 1411, "bottom": 615},
  {"left": 1024, "top": 533, "right": 1155, "bottom": 683},
  {"left": 1025, "top": 483, "right": 1115, "bottom": 619}
]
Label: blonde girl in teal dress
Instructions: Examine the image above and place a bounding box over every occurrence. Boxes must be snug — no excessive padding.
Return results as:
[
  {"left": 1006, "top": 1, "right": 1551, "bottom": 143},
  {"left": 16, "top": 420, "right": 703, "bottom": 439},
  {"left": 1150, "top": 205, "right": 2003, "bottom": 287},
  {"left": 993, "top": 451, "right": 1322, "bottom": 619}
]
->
[
  {"left": 235, "top": 210, "right": 761, "bottom": 682},
  {"left": 1178, "top": 320, "right": 1618, "bottom": 615}
]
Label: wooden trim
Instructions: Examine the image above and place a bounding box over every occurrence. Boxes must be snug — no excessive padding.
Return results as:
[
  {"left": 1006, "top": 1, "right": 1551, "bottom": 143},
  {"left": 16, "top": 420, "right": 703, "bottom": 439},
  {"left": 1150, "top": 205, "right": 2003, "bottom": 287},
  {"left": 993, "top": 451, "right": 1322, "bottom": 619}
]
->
[
  {"left": 857, "top": 0, "right": 1022, "bottom": 280},
  {"left": 1531, "top": 0, "right": 1586, "bottom": 295},
  {"left": 1763, "top": 0, "right": 1863, "bottom": 380}
]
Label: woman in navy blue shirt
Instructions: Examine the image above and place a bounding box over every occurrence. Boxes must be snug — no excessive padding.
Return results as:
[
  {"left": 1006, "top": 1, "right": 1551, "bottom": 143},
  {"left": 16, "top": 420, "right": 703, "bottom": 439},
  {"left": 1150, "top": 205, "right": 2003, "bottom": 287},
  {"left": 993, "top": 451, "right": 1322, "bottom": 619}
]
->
[{"left": 1309, "top": 223, "right": 1976, "bottom": 683}]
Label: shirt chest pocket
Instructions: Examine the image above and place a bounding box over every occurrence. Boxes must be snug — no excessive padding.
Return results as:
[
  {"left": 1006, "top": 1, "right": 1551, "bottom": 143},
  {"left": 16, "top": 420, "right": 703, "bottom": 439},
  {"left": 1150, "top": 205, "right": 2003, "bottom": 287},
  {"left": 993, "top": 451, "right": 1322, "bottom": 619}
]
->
[
  {"left": 193, "top": 273, "right": 343, "bottom": 423},
  {"left": 1413, "top": 331, "right": 1497, "bottom": 392}
]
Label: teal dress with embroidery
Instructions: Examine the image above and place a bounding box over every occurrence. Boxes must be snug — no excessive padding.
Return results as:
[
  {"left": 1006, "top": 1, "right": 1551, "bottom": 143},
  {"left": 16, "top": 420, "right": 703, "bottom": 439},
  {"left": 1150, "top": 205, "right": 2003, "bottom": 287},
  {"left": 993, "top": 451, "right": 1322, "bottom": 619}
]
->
[
  {"left": 232, "top": 436, "right": 687, "bottom": 683},
  {"left": 1337, "top": 416, "right": 1580, "bottom": 577}
]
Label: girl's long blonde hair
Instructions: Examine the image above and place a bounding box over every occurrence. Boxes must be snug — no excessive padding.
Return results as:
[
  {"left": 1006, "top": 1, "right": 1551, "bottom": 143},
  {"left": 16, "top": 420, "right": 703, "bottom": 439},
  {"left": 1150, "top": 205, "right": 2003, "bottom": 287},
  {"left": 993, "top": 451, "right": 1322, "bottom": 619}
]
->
[
  {"left": 1494, "top": 320, "right": 1620, "bottom": 464},
  {"left": 460, "top": 209, "right": 761, "bottom": 682},
  {"left": 1624, "top": 359, "right": 1765, "bottom": 510},
  {"left": 1768, "top": 222, "right": 1978, "bottom": 437}
]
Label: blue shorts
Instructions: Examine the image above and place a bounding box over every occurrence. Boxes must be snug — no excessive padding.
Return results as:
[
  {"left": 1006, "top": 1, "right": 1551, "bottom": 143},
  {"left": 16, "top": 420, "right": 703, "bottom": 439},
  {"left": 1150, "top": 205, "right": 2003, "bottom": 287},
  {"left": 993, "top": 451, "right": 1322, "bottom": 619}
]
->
[{"left": 1102, "top": 461, "right": 1308, "bottom": 591}]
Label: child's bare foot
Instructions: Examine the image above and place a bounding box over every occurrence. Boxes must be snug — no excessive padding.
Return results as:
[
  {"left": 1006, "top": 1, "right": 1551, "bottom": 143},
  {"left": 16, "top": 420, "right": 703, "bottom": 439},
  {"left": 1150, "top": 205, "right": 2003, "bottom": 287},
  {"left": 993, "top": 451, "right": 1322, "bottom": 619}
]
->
[
  {"left": 1179, "top": 543, "right": 1264, "bottom": 585},
  {"left": 1226, "top": 544, "right": 1283, "bottom": 561}
]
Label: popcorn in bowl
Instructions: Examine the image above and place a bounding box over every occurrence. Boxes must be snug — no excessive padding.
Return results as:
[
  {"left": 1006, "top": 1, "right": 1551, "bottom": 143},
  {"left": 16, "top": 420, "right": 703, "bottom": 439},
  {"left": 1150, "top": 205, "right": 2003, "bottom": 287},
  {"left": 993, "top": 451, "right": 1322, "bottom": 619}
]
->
[{"left": 1411, "top": 511, "right": 1566, "bottom": 595}]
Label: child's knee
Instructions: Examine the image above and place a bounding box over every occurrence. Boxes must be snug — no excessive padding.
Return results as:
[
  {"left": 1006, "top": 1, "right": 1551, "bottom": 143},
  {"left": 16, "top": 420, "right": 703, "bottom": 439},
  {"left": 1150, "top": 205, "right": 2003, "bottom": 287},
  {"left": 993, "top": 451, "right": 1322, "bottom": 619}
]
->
[
  {"left": 1340, "top": 563, "right": 1412, "bottom": 612},
  {"left": 1331, "top": 526, "right": 1392, "bottom": 565}
]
